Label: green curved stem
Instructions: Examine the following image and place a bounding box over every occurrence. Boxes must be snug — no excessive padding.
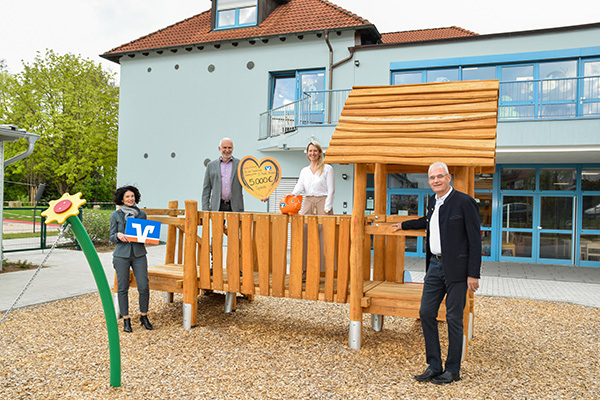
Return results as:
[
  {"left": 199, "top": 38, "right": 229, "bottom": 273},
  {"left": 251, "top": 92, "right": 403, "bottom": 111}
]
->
[{"left": 67, "top": 215, "right": 121, "bottom": 388}]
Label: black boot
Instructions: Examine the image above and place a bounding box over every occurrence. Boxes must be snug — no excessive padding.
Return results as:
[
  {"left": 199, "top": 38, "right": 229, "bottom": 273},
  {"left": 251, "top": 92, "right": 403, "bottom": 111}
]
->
[
  {"left": 123, "top": 318, "right": 132, "bottom": 333},
  {"left": 140, "top": 315, "right": 154, "bottom": 330}
]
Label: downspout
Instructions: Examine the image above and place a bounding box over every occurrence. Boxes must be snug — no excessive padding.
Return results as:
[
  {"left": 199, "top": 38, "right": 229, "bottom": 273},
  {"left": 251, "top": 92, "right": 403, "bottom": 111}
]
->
[
  {"left": 324, "top": 30, "right": 355, "bottom": 123},
  {"left": 4, "top": 134, "right": 39, "bottom": 167}
]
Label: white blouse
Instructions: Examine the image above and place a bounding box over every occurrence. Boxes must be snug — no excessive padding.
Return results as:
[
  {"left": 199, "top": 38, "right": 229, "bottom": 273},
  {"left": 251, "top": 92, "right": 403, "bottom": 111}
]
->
[{"left": 292, "top": 164, "right": 335, "bottom": 212}]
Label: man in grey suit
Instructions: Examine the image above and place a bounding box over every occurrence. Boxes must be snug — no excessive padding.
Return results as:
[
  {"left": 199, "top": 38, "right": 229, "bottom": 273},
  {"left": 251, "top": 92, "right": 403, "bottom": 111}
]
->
[{"left": 202, "top": 137, "right": 244, "bottom": 212}]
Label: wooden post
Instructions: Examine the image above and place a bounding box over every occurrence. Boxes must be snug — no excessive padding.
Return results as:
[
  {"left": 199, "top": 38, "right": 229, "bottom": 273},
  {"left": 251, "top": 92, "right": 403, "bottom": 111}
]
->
[
  {"left": 165, "top": 200, "right": 178, "bottom": 264},
  {"left": 183, "top": 200, "right": 199, "bottom": 329},
  {"left": 373, "top": 163, "right": 387, "bottom": 281},
  {"left": 349, "top": 163, "right": 367, "bottom": 349}
]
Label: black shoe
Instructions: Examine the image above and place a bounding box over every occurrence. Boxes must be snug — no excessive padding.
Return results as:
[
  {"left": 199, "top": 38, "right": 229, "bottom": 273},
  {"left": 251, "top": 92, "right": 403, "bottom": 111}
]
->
[
  {"left": 431, "top": 371, "right": 461, "bottom": 384},
  {"left": 414, "top": 368, "right": 442, "bottom": 382},
  {"left": 123, "top": 318, "right": 132, "bottom": 333},
  {"left": 140, "top": 315, "right": 154, "bottom": 330}
]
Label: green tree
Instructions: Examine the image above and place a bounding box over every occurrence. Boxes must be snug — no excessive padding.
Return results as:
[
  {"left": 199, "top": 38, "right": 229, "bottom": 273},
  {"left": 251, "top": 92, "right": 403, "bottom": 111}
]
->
[{"left": 2, "top": 50, "right": 119, "bottom": 202}]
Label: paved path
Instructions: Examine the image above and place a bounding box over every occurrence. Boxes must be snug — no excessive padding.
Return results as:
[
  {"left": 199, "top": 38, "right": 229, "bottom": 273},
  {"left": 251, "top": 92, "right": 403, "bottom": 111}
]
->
[
  {"left": 1, "top": 246, "right": 599, "bottom": 313},
  {"left": 404, "top": 257, "right": 600, "bottom": 309}
]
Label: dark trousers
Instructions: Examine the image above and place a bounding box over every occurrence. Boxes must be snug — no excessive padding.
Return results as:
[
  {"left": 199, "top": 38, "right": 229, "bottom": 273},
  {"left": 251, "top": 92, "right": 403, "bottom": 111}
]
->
[
  {"left": 114, "top": 255, "right": 150, "bottom": 317},
  {"left": 219, "top": 199, "right": 232, "bottom": 211},
  {"left": 419, "top": 257, "right": 467, "bottom": 373}
]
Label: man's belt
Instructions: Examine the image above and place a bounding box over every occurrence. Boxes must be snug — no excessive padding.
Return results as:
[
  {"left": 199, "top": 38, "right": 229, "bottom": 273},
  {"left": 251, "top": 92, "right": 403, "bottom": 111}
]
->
[{"left": 431, "top": 254, "right": 442, "bottom": 261}]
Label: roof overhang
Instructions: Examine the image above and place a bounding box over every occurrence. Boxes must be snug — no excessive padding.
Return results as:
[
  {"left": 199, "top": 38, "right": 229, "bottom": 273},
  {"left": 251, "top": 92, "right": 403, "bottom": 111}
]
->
[{"left": 100, "top": 24, "right": 380, "bottom": 64}]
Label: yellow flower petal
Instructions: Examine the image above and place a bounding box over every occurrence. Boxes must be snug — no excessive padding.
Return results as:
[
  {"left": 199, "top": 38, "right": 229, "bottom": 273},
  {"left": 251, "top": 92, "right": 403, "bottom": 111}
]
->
[{"left": 41, "top": 193, "right": 87, "bottom": 225}]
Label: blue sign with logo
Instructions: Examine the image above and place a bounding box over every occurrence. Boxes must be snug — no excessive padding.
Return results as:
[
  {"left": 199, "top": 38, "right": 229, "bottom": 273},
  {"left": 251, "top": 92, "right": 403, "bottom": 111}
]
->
[{"left": 124, "top": 218, "right": 161, "bottom": 244}]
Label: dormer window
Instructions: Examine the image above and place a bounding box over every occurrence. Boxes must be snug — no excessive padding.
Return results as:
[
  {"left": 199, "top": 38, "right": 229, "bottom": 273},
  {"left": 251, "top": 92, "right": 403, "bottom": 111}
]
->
[{"left": 216, "top": 0, "right": 257, "bottom": 29}]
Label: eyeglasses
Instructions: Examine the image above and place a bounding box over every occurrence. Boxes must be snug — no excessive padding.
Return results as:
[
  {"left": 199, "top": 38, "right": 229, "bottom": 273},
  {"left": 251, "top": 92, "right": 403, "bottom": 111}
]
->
[{"left": 428, "top": 174, "right": 448, "bottom": 181}]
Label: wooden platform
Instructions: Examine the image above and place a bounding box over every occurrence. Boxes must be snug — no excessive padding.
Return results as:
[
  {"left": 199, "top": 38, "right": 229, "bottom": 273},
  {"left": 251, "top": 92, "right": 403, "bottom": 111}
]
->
[{"left": 362, "top": 281, "right": 447, "bottom": 320}]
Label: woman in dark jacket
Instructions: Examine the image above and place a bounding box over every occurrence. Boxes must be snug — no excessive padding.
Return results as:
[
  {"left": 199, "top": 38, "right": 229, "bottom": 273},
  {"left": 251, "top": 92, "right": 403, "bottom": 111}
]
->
[{"left": 109, "top": 185, "right": 153, "bottom": 333}]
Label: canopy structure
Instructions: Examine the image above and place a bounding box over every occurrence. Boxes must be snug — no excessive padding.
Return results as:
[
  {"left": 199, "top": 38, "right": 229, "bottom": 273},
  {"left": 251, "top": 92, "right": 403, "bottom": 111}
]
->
[
  {"left": 0, "top": 125, "right": 40, "bottom": 271},
  {"left": 326, "top": 80, "right": 499, "bottom": 172}
]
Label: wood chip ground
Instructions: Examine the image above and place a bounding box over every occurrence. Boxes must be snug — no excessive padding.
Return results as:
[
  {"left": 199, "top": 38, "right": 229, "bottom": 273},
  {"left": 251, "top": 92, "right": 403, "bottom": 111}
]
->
[{"left": 1, "top": 291, "right": 598, "bottom": 399}]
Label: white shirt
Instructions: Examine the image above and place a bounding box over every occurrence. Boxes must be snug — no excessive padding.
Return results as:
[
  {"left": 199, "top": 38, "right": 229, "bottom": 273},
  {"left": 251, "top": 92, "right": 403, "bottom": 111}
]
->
[
  {"left": 292, "top": 164, "right": 335, "bottom": 213},
  {"left": 429, "top": 187, "right": 453, "bottom": 255}
]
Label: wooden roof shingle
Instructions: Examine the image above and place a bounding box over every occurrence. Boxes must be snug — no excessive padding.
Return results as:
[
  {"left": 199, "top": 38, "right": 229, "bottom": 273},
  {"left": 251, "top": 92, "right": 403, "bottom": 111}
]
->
[{"left": 325, "top": 80, "right": 499, "bottom": 168}]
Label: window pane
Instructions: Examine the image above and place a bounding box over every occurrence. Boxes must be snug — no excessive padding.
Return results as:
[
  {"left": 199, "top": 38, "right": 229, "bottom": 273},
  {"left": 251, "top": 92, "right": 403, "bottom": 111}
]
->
[
  {"left": 475, "top": 174, "right": 494, "bottom": 190},
  {"left": 390, "top": 194, "right": 418, "bottom": 216},
  {"left": 427, "top": 68, "right": 458, "bottom": 82},
  {"left": 539, "top": 168, "right": 576, "bottom": 191},
  {"left": 481, "top": 231, "right": 492, "bottom": 257},
  {"left": 217, "top": 9, "right": 235, "bottom": 27},
  {"left": 583, "top": 61, "right": 600, "bottom": 116},
  {"left": 580, "top": 234, "right": 600, "bottom": 261},
  {"left": 582, "top": 196, "right": 600, "bottom": 230},
  {"left": 388, "top": 173, "right": 430, "bottom": 189},
  {"left": 462, "top": 66, "right": 495, "bottom": 81},
  {"left": 393, "top": 72, "right": 422, "bottom": 85},
  {"left": 272, "top": 76, "right": 295, "bottom": 108},
  {"left": 501, "top": 65, "right": 534, "bottom": 102},
  {"left": 501, "top": 168, "right": 536, "bottom": 190},
  {"left": 503, "top": 231, "right": 532, "bottom": 258},
  {"left": 539, "top": 60, "right": 577, "bottom": 79},
  {"left": 501, "top": 65, "right": 534, "bottom": 82},
  {"left": 218, "top": 0, "right": 256, "bottom": 10},
  {"left": 502, "top": 196, "right": 533, "bottom": 228},
  {"left": 239, "top": 6, "right": 256, "bottom": 24},
  {"left": 582, "top": 168, "right": 600, "bottom": 191},
  {"left": 540, "top": 197, "right": 573, "bottom": 230},
  {"left": 475, "top": 193, "right": 492, "bottom": 227},
  {"left": 539, "top": 60, "right": 577, "bottom": 118},
  {"left": 539, "top": 233, "right": 571, "bottom": 260}
]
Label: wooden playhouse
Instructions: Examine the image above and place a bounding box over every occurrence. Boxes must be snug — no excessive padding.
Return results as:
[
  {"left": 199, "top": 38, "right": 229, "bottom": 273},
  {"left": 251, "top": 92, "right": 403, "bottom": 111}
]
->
[{"left": 116, "top": 80, "right": 499, "bottom": 358}]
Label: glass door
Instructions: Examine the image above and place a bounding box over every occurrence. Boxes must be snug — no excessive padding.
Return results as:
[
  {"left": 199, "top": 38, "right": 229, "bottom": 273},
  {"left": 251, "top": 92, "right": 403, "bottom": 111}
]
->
[
  {"left": 537, "top": 195, "right": 575, "bottom": 264},
  {"left": 500, "top": 195, "right": 535, "bottom": 261},
  {"left": 299, "top": 70, "right": 325, "bottom": 124},
  {"left": 581, "top": 60, "right": 600, "bottom": 117}
]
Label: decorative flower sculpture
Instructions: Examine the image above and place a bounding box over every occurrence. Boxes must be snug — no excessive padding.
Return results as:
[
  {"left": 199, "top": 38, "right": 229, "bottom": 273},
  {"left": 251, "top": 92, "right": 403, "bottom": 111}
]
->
[
  {"left": 40, "top": 192, "right": 121, "bottom": 387},
  {"left": 41, "top": 192, "right": 87, "bottom": 225}
]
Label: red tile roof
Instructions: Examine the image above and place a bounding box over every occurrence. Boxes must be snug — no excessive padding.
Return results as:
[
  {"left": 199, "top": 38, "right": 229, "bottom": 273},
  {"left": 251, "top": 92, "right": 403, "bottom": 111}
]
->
[
  {"left": 380, "top": 27, "right": 477, "bottom": 44},
  {"left": 102, "top": 0, "right": 377, "bottom": 61}
]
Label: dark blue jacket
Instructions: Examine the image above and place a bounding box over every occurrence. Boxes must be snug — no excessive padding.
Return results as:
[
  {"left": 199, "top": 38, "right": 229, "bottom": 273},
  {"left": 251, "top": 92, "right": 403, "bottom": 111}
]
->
[{"left": 402, "top": 188, "right": 481, "bottom": 283}]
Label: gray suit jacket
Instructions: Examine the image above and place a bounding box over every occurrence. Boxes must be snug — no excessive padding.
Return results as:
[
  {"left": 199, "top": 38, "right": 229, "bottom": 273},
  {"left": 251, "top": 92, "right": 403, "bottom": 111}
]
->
[
  {"left": 109, "top": 209, "right": 148, "bottom": 258},
  {"left": 202, "top": 157, "right": 245, "bottom": 212}
]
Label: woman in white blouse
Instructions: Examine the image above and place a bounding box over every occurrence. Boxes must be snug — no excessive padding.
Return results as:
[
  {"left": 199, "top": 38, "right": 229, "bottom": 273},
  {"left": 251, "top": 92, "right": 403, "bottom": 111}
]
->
[{"left": 292, "top": 141, "right": 335, "bottom": 215}]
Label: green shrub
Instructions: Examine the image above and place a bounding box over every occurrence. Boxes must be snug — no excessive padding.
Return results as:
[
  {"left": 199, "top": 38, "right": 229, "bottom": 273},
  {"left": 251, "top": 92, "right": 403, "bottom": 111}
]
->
[{"left": 65, "top": 211, "right": 111, "bottom": 246}]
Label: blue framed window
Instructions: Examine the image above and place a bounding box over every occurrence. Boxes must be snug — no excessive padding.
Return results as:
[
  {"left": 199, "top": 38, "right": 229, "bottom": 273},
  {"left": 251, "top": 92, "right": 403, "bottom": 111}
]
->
[
  {"left": 216, "top": 0, "right": 257, "bottom": 29},
  {"left": 582, "top": 59, "right": 600, "bottom": 116},
  {"left": 390, "top": 53, "right": 600, "bottom": 120},
  {"left": 269, "top": 69, "right": 325, "bottom": 112}
]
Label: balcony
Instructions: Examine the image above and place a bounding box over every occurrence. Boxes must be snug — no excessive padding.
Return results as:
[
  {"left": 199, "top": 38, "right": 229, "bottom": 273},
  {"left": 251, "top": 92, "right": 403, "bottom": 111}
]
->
[
  {"left": 499, "top": 75, "right": 600, "bottom": 121},
  {"left": 259, "top": 89, "right": 351, "bottom": 141},
  {"left": 258, "top": 76, "right": 600, "bottom": 147}
]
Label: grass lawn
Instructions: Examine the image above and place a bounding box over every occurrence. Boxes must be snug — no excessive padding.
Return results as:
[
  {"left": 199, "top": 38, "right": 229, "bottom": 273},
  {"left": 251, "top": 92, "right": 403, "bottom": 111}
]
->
[
  {"left": 3, "top": 231, "right": 60, "bottom": 240},
  {"left": 3, "top": 207, "right": 112, "bottom": 223}
]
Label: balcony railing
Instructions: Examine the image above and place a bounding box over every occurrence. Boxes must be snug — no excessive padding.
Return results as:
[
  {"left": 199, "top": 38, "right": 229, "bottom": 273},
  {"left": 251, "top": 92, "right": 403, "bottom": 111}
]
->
[
  {"left": 259, "top": 89, "right": 351, "bottom": 140},
  {"left": 499, "top": 75, "right": 600, "bottom": 120},
  {"left": 259, "top": 77, "right": 600, "bottom": 140}
]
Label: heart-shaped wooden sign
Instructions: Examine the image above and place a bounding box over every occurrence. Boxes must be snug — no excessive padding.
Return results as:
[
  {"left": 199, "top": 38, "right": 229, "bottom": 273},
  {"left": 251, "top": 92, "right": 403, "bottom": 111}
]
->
[{"left": 237, "top": 156, "right": 282, "bottom": 200}]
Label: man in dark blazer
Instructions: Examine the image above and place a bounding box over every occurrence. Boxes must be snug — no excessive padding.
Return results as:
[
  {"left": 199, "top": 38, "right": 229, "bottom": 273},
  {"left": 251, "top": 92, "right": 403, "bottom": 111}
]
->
[
  {"left": 393, "top": 162, "right": 481, "bottom": 384},
  {"left": 202, "top": 137, "right": 244, "bottom": 212}
]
